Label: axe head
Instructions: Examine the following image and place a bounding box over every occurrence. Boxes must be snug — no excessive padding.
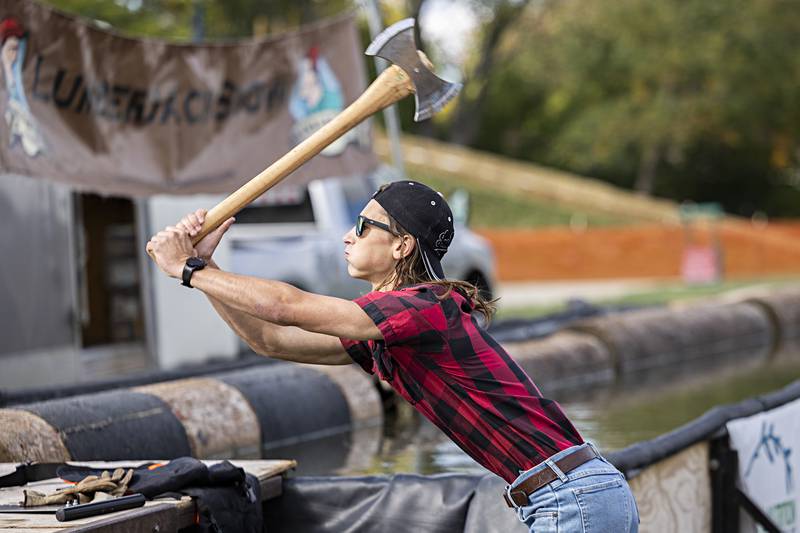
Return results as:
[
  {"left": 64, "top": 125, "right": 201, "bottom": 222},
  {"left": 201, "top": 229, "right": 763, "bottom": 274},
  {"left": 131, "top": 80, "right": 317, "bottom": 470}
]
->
[{"left": 366, "top": 18, "right": 462, "bottom": 122}]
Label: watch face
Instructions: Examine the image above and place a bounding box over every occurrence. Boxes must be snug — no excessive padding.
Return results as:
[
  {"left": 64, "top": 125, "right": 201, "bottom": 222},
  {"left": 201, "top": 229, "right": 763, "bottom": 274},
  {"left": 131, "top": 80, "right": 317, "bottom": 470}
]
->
[{"left": 186, "top": 257, "right": 206, "bottom": 268}]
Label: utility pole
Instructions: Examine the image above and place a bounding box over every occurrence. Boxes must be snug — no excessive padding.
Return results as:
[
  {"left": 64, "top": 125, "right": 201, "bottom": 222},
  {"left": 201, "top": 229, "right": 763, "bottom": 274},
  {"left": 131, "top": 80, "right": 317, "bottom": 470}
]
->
[
  {"left": 192, "top": 0, "right": 205, "bottom": 42},
  {"left": 359, "top": 0, "right": 406, "bottom": 178}
]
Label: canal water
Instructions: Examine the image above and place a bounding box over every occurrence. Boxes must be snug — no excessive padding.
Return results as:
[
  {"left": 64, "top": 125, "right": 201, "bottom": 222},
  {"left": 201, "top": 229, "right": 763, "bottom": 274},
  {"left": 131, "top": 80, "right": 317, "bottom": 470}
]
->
[{"left": 279, "top": 353, "right": 800, "bottom": 478}]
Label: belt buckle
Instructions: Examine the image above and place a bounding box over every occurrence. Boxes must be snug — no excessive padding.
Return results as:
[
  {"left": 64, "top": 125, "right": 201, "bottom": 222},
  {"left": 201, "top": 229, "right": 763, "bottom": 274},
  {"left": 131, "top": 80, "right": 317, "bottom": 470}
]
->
[
  {"left": 503, "top": 489, "right": 514, "bottom": 507},
  {"left": 504, "top": 488, "right": 529, "bottom": 508}
]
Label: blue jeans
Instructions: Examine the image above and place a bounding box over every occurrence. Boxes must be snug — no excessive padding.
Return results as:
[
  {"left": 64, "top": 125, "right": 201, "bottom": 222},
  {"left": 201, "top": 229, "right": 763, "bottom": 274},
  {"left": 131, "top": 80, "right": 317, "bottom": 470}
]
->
[{"left": 507, "top": 443, "right": 639, "bottom": 532}]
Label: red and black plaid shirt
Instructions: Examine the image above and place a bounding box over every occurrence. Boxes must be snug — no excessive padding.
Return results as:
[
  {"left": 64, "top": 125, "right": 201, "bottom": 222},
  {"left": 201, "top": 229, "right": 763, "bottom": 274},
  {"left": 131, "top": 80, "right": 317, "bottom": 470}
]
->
[{"left": 340, "top": 283, "right": 583, "bottom": 483}]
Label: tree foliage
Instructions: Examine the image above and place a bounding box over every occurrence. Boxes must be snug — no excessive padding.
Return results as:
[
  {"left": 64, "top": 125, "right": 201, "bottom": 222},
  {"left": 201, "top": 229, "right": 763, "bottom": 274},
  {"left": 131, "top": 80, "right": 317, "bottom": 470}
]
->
[
  {"left": 40, "top": 0, "right": 800, "bottom": 215},
  {"left": 42, "top": 0, "right": 351, "bottom": 40},
  {"left": 43, "top": 0, "right": 195, "bottom": 40},
  {"left": 452, "top": 0, "right": 800, "bottom": 216}
]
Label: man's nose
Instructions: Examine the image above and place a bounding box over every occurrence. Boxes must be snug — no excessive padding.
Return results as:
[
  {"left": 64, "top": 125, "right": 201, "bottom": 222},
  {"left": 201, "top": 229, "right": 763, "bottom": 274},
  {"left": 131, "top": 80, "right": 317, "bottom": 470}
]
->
[{"left": 343, "top": 227, "right": 355, "bottom": 244}]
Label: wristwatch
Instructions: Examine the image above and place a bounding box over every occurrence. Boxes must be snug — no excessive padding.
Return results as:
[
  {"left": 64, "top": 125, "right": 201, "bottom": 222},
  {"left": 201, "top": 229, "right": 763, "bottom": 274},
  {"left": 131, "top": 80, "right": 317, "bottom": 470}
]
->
[{"left": 181, "top": 256, "right": 207, "bottom": 288}]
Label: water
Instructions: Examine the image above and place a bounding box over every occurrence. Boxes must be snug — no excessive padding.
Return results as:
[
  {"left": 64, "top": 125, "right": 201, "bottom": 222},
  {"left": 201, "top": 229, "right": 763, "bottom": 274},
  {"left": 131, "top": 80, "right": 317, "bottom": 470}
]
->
[
  {"left": 284, "top": 355, "right": 800, "bottom": 477},
  {"left": 565, "top": 357, "right": 800, "bottom": 450}
]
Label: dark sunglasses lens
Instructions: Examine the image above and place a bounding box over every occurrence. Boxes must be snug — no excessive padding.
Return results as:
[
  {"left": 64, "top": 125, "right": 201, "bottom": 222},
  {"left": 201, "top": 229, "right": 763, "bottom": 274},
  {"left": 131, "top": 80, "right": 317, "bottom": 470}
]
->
[{"left": 356, "top": 216, "right": 364, "bottom": 236}]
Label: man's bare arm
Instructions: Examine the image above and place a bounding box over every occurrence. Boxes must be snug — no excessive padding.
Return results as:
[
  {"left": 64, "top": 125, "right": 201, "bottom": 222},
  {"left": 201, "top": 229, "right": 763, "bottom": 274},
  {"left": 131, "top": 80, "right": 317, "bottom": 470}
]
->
[
  {"left": 189, "top": 267, "right": 383, "bottom": 341},
  {"left": 202, "top": 261, "right": 353, "bottom": 365},
  {"left": 145, "top": 218, "right": 379, "bottom": 348}
]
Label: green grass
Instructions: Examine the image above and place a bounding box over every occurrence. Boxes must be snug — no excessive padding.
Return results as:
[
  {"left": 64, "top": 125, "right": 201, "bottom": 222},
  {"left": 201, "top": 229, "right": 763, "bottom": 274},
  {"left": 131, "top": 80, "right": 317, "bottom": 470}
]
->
[
  {"left": 412, "top": 172, "right": 635, "bottom": 228},
  {"left": 495, "top": 302, "right": 568, "bottom": 320},
  {"left": 495, "top": 275, "right": 800, "bottom": 319}
]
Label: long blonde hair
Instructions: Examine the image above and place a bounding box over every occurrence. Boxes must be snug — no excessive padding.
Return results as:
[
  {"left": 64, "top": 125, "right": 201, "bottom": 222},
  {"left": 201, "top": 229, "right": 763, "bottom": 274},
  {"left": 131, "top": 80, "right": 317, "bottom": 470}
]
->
[{"left": 375, "top": 214, "right": 497, "bottom": 322}]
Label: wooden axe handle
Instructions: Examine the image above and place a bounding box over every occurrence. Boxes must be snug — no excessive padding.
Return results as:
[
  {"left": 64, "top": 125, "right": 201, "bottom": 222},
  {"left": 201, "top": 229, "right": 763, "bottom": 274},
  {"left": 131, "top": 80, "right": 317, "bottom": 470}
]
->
[{"left": 192, "top": 64, "right": 415, "bottom": 244}]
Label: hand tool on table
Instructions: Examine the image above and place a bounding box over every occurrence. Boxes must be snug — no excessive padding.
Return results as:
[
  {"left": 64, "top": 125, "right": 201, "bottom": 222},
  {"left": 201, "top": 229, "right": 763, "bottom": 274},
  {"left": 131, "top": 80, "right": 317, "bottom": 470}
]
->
[{"left": 56, "top": 493, "right": 146, "bottom": 521}]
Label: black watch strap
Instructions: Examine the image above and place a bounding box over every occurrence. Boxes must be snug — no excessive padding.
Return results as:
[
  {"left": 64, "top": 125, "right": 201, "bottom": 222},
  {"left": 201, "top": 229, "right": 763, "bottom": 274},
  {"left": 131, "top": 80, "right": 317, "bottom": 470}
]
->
[{"left": 182, "top": 257, "right": 207, "bottom": 288}]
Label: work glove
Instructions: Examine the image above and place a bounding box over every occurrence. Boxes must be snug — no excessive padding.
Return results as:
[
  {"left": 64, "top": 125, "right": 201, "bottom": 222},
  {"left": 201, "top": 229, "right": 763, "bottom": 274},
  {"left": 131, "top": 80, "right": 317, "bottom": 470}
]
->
[{"left": 22, "top": 467, "right": 134, "bottom": 506}]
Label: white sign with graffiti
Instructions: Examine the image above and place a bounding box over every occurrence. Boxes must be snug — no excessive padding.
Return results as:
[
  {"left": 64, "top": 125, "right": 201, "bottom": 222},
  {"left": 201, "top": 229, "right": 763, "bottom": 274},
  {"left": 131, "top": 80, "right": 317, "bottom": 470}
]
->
[{"left": 727, "top": 398, "right": 800, "bottom": 533}]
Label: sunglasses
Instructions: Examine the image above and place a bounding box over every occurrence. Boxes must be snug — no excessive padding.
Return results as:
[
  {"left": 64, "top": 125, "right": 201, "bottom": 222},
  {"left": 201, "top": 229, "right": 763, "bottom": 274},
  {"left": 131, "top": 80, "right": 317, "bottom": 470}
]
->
[{"left": 355, "top": 215, "right": 400, "bottom": 237}]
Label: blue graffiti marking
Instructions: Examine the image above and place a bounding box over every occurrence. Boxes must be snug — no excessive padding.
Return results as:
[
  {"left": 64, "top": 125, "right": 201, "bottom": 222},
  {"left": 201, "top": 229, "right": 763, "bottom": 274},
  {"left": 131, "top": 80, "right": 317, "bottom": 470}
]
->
[{"left": 744, "top": 421, "right": 793, "bottom": 494}]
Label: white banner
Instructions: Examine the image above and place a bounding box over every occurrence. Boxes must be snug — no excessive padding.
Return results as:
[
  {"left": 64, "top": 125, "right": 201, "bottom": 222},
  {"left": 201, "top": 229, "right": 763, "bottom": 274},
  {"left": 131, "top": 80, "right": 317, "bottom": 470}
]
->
[{"left": 727, "top": 398, "right": 800, "bottom": 532}]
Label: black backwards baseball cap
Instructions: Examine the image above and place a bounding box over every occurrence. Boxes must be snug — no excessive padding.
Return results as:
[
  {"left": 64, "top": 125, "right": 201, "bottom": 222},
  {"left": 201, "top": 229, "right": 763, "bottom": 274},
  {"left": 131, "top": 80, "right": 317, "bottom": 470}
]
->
[{"left": 372, "top": 181, "right": 454, "bottom": 281}]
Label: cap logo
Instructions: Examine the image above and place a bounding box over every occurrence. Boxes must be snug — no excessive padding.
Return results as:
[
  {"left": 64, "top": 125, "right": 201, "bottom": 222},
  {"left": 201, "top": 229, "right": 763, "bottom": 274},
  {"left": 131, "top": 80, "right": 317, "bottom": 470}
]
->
[{"left": 434, "top": 229, "right": 452, "bottom": 253}]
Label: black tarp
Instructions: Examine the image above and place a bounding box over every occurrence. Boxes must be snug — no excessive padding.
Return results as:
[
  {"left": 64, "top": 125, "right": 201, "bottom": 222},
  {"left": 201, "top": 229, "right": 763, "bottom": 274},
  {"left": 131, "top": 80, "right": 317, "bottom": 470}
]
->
[
  {"left": 22, "top": 390, "right": 192, "bottom": 460},
  {"left": 263, "top": 473, "right": 523, "bottom": 533}
]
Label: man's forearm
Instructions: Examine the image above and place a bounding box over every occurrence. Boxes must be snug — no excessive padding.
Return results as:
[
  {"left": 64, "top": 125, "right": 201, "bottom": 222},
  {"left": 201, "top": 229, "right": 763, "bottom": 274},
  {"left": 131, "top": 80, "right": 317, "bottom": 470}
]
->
[
  {"left": 202, "top": 260, "right": 276, "bottom": 353},
  {"left": 197, "top": 261, "right": 350, "bottom": 365},
  {"left": 190, "top": 265, "right": 301, "bottom": 326}
]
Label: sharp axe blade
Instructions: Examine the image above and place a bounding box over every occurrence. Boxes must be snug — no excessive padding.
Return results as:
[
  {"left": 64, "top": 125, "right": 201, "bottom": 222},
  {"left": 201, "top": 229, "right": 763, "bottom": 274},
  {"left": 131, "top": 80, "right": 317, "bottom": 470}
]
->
[{"left": 366, "top": 18, "right": 462, "bottom": 122}]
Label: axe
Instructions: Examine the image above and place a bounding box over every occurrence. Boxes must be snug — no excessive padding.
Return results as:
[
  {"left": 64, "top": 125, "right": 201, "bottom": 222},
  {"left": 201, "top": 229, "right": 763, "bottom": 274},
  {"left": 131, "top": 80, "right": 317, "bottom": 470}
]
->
[{"left": 190, "top": 18, "right": 460, "bottom": 244}]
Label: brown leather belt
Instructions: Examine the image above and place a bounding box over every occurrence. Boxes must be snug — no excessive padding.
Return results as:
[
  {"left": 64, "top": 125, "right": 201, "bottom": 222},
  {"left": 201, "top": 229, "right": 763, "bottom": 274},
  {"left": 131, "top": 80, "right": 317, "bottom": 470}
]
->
[{"left": 504, "top": 446, "right": 598, "bottom": 507}]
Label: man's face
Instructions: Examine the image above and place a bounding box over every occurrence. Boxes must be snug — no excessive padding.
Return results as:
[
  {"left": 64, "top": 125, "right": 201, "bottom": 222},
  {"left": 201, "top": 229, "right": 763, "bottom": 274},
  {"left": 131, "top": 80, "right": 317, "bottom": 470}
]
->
[
  {"left": 1, "top": 36, "right": 19, "bottom": 72},
  {"left": 342, "top": 200, "right": 407, "bottom": 287}
]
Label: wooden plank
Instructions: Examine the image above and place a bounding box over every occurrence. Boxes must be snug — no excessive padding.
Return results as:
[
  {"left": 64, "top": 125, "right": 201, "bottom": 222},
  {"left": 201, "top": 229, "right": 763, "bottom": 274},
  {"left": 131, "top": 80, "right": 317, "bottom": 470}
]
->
[
  {"left": 0, "top": 501, "right": 183, "bottom": 531},
  {"left": 0, "top": 518, "right": 65, "bottom": 531},
  {"left": 1, "top": 512, "right": 67, "bottom": 531},
  {"left": 174, "top": 497, "right": 197, "bottom": 529},
  {"left": 261, "top": 476, "right": 283, "bottom": 501},
  {"left": 68, "top": 502, "right": 181, "bottom": 533},
  {"left": 222, "top": 459, "right": 296, "bottom": 481}
]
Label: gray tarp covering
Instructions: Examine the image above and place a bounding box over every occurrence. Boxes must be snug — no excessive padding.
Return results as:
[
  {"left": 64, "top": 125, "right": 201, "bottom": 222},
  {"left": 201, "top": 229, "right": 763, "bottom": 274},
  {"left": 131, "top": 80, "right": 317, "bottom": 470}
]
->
[
  {"left": 263, "top": 473, "right": 523, "bottom": 533},
  {"left": 0, "top": 173, "right": 74, "bottom": 354}
]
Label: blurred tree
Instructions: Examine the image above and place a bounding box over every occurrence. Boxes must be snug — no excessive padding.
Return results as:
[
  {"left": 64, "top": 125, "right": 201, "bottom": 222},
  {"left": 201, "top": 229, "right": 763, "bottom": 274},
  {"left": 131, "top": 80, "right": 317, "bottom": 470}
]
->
[
  {"left": 458, "top": 0, "right": 800, "bottom": 215},
  {"left": 407, "top": 0, "right": 426, "bottom": 51},
  {"left": 209, "top": 0, "right": 351, "bottom": 38},
  {"left": 43, "top": 0, "right": 195, "bottom": 39},
  {"left": 43, "top": 0, "right": 351, "bottom": 40},
  {"left": 446, "top": 0, "right": 532, "bottom": 146},
  {"left": 395, "top": 0, "right": 533, "bottom": 141}
]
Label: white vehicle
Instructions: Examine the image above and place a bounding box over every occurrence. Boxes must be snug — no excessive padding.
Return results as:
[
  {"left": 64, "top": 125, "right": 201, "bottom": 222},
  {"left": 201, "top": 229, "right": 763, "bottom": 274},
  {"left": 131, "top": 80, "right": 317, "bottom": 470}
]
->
[{"left": 227, "top": 171, "right": 496, "bottom": 301}]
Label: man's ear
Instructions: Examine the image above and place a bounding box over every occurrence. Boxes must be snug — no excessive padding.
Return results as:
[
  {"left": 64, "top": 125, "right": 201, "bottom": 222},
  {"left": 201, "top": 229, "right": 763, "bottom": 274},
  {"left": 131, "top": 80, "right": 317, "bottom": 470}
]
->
[{"left": 393, "top": 235, "right": 416, "bottom": 260}]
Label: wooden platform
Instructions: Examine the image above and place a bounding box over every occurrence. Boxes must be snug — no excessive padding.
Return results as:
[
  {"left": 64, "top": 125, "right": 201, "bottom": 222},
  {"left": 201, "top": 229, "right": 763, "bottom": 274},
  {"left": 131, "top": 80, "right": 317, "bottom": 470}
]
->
[{"left": 0, "top": 459, "right": 296, "bottom": 532}]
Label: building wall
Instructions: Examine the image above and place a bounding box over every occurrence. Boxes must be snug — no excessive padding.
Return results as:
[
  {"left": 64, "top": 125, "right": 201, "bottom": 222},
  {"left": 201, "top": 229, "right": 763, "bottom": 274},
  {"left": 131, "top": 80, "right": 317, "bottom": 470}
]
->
[
  {"left": 146, "top": 194, "right": 238, "bottom": 368},
  {"left": 0, "top": 174, "right": 80, "bottom": 389}
]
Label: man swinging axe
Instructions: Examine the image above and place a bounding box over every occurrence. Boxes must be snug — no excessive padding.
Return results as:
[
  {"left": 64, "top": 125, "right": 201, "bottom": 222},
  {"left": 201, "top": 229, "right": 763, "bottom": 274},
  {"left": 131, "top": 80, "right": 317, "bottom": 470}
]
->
[{"left": 147, "top": 18, "right": 639, "bottom": 531}]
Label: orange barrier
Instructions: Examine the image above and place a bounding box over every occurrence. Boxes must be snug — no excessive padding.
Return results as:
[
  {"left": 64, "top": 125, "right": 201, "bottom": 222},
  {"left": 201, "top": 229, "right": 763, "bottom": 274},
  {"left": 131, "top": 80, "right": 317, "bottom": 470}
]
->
[{"left": 477, "top": 221, "right": 800, "bottom": 281}]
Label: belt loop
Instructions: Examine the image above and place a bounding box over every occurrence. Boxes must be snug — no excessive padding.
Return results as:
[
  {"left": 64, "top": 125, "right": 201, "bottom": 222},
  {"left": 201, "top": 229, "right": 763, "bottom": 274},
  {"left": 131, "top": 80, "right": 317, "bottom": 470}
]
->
[
  {"left": 587, "top": 441, "right": 602, "bottom": 461},
  {"left": 544, "top": 458, "right": 569, "bottom": 483}
]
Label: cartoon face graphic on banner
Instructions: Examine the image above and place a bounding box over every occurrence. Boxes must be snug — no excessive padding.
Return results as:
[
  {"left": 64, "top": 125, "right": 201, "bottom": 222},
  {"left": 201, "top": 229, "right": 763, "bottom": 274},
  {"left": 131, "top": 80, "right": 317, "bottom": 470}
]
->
[
  {"left": 289, "top": 46, "right": 368, "bottom": 157},
  {"left": 0, "top": 16, "right": 45, "bottom": 157}
]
